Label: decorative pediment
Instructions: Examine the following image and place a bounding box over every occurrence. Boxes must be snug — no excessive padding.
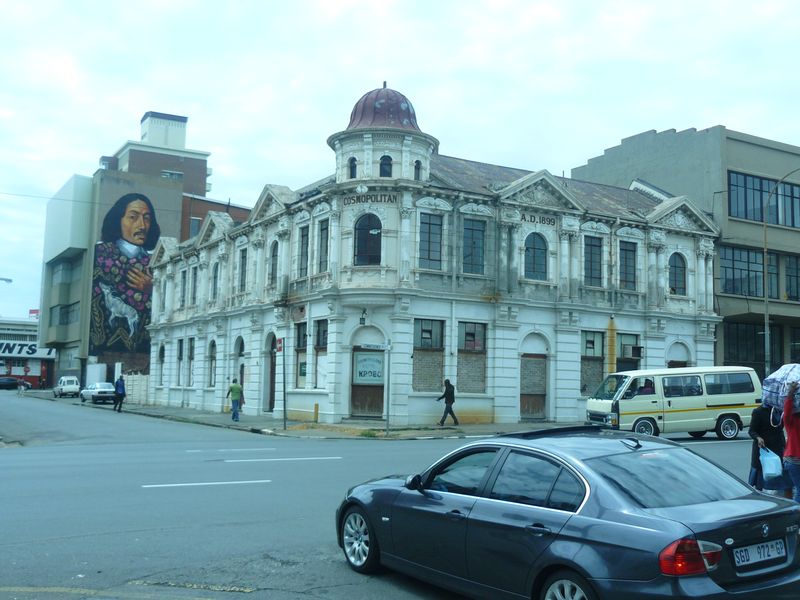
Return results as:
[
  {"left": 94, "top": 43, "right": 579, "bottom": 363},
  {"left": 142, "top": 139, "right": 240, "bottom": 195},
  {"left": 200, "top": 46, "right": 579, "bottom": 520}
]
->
[
  {"left": 294, "top": 210, "right": 311, "bottom": 224},
  {"left": 150, "top": 237, "right": 178, "bottom": 267},
  {"left": 647, "top": 195, "right": 719, "bottom": 235},
  {"left": 251, "top": 184, "right": 294, "bottom": 223},
  {"left": 312, "top": 201, "right": 331, "bottom": 217},
  {"left": 617, "top": 226, "right": 645, "bottom": 240},
  {"left": 498, "top": 170, "right": 584, "bottom": 212},
  {"left": 581, "top": 221, "right": 611, "bottom": 234},
  {"left": 460, "top": 203, "right": 494, "bottom": 217},
  {"left": 416, "top": 196, "right": 453, "bottom": 212},
  {"left": 197, "top": 211, "right": 234, "bottom": 247}
]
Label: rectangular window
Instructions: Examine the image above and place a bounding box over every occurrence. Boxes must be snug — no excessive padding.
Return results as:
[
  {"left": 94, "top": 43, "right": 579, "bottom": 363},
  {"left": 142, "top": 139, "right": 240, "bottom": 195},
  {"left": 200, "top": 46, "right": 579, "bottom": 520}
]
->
[
  {"left": 190, "top": 266, "right": 198, "bottom": 305},
  {"left": 663, "top": 375, "right": 702, "bottom": 398},
  {"left": 787, "top": 256, "right": 800, "bottom": 301},
  {"left": 619, "top": 241, "right": 636, "bottom": 290},
  {"left": 463, "top": 218, "right": 485, "bottom": 274},
  {"left": 189, "top": 217, "right": 202, "bottom": 238},
  {"left": 719, "top": 246, "right": 777, "bottom": 298},
  {"left": 238, "top": 248, "right": 248, "bottom": 293},
  {"left": 729, "top": 170, "right": 800, "bottom": 227},
  {"left": 414, "top": 319, "right": 444, "bottom": 349},
  {"left": 584, "top": 236, "right": 602, "bottom": 286},
  {"left": 704, "top": 372, "right": 755, "bottom": 395},
  {"left": 724, "top": 322, "right": 782, "bottom": 378},
  {"left": 459, "top": 321, "right": 486, "bottom": 351},
  {"left": 52, "top": 262, "right": 71, "bottom": 285},
  {"left": 299, "top": 226, "right": 309, "bottom": 278},
  {"left": 314, "top": 319, "right": 328, "bottom": 349},
  {"left": 180, "top": 270, "right": 187, "bottom": 308},
  {"left": 188, "top": 337, "right": 195, "bottom": 387},
  {"left": 580, "top": 331, "right": 605, "bottom": 396},
  {"left": 176, "top": 339, "right": 184, "bottom": 386},
  {"left": 792, "top": 328, "right": 800, "bottom": 363},
  {"left": 58, "top": 302, "right": 79, "bottom": 325},
  {"left": 318, "top": 219, "right": 329, "bottom": 273},
  {"left": 420, "top": 213, "right": 443, "bottom": 270},
  {"left": 296, "top": 322, "right": 307, "bottom": 388},
  {"left": 211, "top": 263, "right": 219, "bottom": 301}
]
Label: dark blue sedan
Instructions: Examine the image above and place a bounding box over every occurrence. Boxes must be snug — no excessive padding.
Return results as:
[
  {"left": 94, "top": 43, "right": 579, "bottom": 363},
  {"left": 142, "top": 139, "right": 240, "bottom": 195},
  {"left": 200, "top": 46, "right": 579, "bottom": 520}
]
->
[{"left": 336, "top": 426, "right": 800, "bottom": 599}]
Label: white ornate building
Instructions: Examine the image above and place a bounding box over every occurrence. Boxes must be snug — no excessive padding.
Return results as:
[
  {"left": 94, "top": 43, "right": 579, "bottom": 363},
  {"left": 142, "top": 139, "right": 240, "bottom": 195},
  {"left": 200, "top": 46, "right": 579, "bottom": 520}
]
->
[{"left": 147, "top": 85, "right": 720, "bottom": 424}]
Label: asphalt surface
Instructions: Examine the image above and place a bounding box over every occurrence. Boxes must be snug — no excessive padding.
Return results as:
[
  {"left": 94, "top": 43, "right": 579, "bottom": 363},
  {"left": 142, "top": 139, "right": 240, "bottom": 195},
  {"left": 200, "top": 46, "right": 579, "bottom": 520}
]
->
[{"left": 3, "top": 389, "right": 584, "bottom": 444}]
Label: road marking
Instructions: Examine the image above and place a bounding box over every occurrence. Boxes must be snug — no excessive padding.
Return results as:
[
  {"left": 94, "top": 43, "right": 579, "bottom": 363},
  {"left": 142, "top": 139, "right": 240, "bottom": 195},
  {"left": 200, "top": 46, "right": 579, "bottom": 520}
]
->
[
  {"left": 224, "top": 456, "right": 342, "bottom": 463},
  {"left": 186, "top": 447, "right": 276, "bottom": 453},
  {"left": 142, "top": 479, "right": 271, "bottom": 488}
]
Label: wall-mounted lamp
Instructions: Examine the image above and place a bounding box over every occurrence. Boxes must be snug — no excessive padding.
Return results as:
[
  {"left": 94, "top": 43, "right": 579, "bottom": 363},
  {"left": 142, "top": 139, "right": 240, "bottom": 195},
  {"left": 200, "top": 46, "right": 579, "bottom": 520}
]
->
[{"left": 359, "top": 308, "right": 367, "bottom": 325}]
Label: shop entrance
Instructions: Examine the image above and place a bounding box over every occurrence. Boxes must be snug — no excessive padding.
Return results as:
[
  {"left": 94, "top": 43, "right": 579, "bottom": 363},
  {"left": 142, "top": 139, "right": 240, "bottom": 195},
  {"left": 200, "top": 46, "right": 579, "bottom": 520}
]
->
[{"left": 351, "top": 347, "right": 384, "bottom": 417}]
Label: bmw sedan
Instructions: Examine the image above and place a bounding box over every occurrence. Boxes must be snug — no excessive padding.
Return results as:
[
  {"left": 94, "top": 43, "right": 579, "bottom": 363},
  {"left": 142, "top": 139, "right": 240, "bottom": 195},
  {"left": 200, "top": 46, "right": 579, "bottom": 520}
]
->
[
  {"left": 336, "top": 426, "right": 800, "bottom": 600},
  {"left": 79, "top": 382, "right": 116, "bottom": 404}
]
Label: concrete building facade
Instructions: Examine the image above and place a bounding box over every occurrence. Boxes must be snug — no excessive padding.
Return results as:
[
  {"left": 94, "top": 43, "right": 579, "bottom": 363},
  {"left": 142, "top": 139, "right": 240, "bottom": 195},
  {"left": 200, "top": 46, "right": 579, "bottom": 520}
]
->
[
  {"left": 39, "top": 112, "right": 249, "bottom": 383},
  {"left": 148, "top": 87, "right": 720, "bottom": 425},
  {"left": 573, "top": 126, "right": 800, "bottom": 379}
]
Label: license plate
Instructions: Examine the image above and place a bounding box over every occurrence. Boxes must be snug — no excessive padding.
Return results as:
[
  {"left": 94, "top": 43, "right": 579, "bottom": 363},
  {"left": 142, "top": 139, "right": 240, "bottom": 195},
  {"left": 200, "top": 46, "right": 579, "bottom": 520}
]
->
[{"left": 733, "top": 538, "right": 786, "bottom": 567}]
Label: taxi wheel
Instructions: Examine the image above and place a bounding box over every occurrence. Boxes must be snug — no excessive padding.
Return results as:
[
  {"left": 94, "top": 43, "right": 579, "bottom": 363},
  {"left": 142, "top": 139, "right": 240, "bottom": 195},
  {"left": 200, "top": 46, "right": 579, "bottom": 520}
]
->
[
  {"left": 633, "top": 418, "right": 659, "bottom": 437},
  {"left": 715, "top": 416, "right": 740, "bottom": 440}
]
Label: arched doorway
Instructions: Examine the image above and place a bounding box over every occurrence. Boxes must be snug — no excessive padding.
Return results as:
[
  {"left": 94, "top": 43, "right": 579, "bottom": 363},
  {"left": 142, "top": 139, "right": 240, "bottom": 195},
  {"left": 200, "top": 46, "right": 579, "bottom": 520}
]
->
[
  {"left": 520, "top": 332, "right": 548, "bottom": 420},
  {"left": 667, "top": 341, "right": 691, "bottom": 368},
  {"left": 234, "top": 336, "right": 245, "bottom": 384},
  {"left": 350, "top": 326, "right": 386, "bottom": 418}
]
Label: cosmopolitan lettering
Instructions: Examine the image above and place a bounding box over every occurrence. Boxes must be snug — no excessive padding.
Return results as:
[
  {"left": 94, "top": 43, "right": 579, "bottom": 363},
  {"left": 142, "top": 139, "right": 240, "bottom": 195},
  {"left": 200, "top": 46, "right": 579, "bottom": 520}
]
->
[{"left": 343, "top": 194, "right": 398, "bottom": 205}]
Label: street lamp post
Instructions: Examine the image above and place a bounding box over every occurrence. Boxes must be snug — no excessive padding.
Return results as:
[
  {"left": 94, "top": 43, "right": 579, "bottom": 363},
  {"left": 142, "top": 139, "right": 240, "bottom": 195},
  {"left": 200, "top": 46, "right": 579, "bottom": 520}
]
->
[{"left": 762, "top": 167, "right": 800, "bottom": 378}]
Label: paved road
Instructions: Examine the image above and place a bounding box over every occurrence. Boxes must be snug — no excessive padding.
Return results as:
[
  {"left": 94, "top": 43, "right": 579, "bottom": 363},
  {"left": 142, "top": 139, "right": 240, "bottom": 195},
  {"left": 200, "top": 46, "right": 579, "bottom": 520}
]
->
[{"left": 0, "top": 390, "right": 757, "bottom": 599}]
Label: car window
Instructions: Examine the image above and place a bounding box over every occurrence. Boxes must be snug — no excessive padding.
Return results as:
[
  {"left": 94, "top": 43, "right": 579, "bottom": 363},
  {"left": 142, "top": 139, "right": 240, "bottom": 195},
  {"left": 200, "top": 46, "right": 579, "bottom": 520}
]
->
[
  {"left": 548, "top": 469, "right": 585, "bottom": 512},
  {"left": 489, "top": 451, "right": 568, "bottom": 508},
  {"left": 704, "top": 372, "right": 755, "bottom": 395},
  {"left": 663, "top": 375, "right": 702, "bottom": 398},
  {"left": 428, "top": 450, "right": 497, "bottom": 496},
  {"left": 588, "top": 447, "right": 752, "bottom": 508}
]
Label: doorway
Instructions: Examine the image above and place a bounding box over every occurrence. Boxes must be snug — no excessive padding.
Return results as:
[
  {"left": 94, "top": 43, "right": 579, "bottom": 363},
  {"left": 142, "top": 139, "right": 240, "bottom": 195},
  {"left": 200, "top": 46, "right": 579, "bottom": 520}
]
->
[
  {"left": 520, "top": 353, "right": 547, "bottom": 420},
  {"left": 351, "top": 348, "right": 384, "bottom": 417}
]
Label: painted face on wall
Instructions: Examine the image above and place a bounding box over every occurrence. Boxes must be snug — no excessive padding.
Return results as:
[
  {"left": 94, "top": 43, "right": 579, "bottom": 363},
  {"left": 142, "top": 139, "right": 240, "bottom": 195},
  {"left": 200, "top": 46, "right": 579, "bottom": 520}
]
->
[{"left": 120, "top": 200, "right": 152, "bottom": 246}]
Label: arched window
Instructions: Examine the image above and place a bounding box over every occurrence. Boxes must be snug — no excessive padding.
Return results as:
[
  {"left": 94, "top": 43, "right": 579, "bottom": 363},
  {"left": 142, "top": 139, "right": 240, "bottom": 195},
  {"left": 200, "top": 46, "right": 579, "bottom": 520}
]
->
[
  {"left": 414, "top": 160, "right": 422, "bottom": 181},
  {"left": 348, "top": 157, "right": 357, "bottom": 179},
  {"left": 354, "top": 213, "right": 382, "bottom": 266},
  {"left": 524, "top": 233, "right": 548, "bottom": 280},
  {"left": 208, "top": 340, "right": 216, "bottom": 387},
  {"left": 379, "top": 155, "right": 392, "bottom": 177},
  {"left": 269, "top": 241, "right": 278, "bottom": 285},
  {"left": 211, "top": 263, "right": 219, "bottom": 302},
  {"left": 669, "top": 253, "right": 686, "bottom": 295}
]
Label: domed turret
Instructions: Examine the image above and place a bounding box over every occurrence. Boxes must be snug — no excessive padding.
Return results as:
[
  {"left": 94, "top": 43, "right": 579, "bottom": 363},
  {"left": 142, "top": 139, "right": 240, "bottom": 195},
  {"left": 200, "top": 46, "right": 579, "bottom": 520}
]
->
[{"left": 346, "top": 83, "right": 420, "bottom": 131}]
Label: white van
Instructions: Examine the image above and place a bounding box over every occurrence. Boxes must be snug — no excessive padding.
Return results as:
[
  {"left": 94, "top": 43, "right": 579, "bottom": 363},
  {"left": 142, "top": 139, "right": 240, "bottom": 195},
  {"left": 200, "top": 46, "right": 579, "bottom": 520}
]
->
[
  {"left": 585, "top": 366, "right": 761, "bottom": 439},
  {"left": 54, "top": 376, "right": 80, "bottom": 398}
]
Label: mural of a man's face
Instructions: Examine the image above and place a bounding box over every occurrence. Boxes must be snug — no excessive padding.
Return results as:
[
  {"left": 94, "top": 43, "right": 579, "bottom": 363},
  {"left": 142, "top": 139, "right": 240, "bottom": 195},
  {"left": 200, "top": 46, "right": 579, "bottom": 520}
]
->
[{"left": 120, "top": 200, "right": 152, "bottom": 246}]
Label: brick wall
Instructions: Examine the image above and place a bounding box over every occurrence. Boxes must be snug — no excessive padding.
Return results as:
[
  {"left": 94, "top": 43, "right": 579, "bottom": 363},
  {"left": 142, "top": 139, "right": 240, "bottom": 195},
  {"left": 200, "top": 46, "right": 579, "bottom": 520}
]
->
[
  {"left": 412, "top": 350, "right": 443, "bottom": 391},
  {"left": 520, "top": 357, "right": 546, "bottom": 394},
  {"left": 457, "top": 352, "right": 486, "bottom": 393}
]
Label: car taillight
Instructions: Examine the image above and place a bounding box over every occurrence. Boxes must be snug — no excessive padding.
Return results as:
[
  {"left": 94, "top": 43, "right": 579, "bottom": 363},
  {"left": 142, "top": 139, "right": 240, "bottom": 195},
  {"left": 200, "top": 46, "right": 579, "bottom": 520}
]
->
[{"left": 659, "top": 538, "right": 722, "bottom": 576}]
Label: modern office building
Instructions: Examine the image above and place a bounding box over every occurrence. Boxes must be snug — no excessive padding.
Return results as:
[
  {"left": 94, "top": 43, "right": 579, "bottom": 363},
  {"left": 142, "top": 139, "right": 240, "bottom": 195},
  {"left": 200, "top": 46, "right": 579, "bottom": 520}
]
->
[
  {"left": 573, "top": 126, "right": 800, "bottom": 379},
  {"left": 147, "top": 86, "right": 720, "bottom": 425},
  {"left": 39, "top": 112, "right": 249, "bottom": 383}
]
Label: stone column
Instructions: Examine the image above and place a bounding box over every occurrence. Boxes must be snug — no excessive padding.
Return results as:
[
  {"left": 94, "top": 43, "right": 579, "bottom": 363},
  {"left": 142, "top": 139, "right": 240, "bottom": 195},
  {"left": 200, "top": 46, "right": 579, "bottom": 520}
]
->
[
  {"left": 559, "top": 232, "right": 570, "bottom": 299},
  {"left": 705, "top": 253, "right": 714, "bottom": 310},
  {"left": 657, "top": 247, "right": 666, "bottom": 308},
  {"left": 277, "top": 229, "right": 290, "bottom": 295},
  {"left": 329, "top": 209, "right": 341, "bottom": 284},
  {"left": 399, "top": 206, "right": 412, "bottom": 284},
  {"left": 252, "top": 235, "right": 265, "bottom": 301},
  {"left": 647, "top": 244, "right": 658, "bottom": 308},
  {"left": 569, "top": 233, "right": 580, "bottom": 300},
  {"left": 696, "top": 248, "right": 707, "bottom": 312},
  {"left": 508, "top": 224, "right": 520, "bottom": 293},
  {"left": 164, "top": 265, "right": 175, "bottom": 321}
]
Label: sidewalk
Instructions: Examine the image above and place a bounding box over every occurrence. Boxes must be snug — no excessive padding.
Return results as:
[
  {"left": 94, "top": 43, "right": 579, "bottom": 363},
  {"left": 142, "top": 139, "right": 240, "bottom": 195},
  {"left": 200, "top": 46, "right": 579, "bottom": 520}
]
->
[{"left": 24, "top": 390, "right": 584, "bottom": 440}]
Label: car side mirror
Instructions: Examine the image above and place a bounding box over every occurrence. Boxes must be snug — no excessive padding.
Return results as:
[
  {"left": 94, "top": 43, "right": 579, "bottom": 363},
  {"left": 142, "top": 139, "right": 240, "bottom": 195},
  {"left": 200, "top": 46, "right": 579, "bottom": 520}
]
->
[{"left": 404, "top": 474, "right": 422, "bottom": 491}]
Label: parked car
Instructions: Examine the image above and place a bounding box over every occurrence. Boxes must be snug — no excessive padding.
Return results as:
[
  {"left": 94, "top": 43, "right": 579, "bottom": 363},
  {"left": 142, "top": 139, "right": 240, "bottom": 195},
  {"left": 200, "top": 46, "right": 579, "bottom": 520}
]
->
[
  {"left": 336, "top": 426, "right": 800, "bottom": 600},
  {"left": 79, "top": 382, "right": 116, "bottom": 404},
  {"left": 0, "top": 377, "right": 31, "bottom": 390},
  {"left": 54, "top": 376, "right": 80, "bottom": 398}
]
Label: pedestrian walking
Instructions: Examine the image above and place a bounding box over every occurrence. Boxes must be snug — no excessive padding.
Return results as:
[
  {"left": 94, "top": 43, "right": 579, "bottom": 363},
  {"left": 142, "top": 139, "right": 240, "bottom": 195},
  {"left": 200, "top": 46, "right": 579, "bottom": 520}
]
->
[
  {"left": 783, "top": 381, "right": 800, "bottom": 502},
  {"left": 113, "top": 375, "right": 126, "bottom": 412},
  {"left": 749, "top": 403, "right": 791, "bottom": 497},
  {"left": 436, "top": 378, "right": 459, "bottom": 426},
  {"left": 17, "top": 379, "right": 25, "bottom": 396},
  {"left": 226, "top": 378, "right": 244, "bottom": 422}
]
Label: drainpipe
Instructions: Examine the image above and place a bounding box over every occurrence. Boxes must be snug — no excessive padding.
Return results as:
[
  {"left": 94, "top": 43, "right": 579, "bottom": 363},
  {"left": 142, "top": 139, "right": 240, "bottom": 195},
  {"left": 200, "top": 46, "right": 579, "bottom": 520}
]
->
[{"left": 607, "top": 315, "right": 617, "bottom": 374}]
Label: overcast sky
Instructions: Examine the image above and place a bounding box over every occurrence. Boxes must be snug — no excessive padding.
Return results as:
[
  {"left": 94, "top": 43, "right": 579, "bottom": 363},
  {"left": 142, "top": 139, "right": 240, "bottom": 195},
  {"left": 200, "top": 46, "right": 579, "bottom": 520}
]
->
[{"left": 1, "top": 0, "right": 799, "bottom": 320}]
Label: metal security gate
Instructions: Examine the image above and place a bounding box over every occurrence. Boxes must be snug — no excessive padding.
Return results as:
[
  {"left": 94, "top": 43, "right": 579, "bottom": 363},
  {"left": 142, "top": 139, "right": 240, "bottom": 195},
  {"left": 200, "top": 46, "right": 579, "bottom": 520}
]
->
[{"left": 520, "top": 353, "right": 547, "bottom": 420}]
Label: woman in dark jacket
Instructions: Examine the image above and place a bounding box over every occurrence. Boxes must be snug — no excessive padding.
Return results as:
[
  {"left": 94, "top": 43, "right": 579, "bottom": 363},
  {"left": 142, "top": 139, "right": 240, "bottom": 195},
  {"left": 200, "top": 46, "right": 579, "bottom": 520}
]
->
[{"left": 749, "top": 404, "right": 790, "bottom": 496}]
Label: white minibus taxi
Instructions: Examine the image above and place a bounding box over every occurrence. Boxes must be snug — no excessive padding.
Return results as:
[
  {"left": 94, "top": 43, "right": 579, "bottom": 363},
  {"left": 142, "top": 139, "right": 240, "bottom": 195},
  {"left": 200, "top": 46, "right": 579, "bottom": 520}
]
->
[{"left": 585, "top": 366, "right": 761, "bottom": 439}]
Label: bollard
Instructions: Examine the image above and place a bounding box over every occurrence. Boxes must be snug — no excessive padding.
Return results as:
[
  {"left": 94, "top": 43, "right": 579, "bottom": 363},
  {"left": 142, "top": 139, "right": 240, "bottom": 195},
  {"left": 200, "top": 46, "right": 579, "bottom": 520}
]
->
[{"left": 313, "top": 402, "right": 319, "bottom": 423}]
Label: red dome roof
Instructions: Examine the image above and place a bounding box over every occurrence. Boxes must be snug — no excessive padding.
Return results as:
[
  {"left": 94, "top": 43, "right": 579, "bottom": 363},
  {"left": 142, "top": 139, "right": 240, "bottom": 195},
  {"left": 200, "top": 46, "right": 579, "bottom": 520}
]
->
[{"left": 347, "top": 85, "right": 420, "bottom": 131}]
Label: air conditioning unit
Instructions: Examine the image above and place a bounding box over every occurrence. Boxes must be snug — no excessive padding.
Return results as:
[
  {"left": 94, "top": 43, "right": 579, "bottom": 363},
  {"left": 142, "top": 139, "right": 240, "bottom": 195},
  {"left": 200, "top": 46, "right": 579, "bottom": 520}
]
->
[{"left": 622, "top": 345, "right": 644, "bottom": 359}]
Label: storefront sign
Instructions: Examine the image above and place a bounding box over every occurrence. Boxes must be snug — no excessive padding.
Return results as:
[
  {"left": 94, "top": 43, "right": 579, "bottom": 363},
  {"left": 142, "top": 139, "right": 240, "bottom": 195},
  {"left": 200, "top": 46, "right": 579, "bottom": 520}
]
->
[
  {"left": 0, "top": 342, "right": 56, "bottom": 359},
  {"left": 353, "top": 352, "right": 384, "bottom": 384}
]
